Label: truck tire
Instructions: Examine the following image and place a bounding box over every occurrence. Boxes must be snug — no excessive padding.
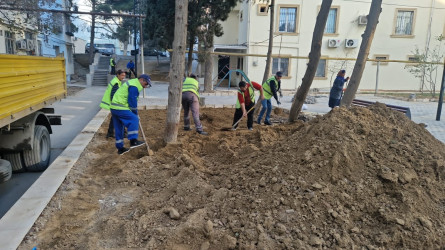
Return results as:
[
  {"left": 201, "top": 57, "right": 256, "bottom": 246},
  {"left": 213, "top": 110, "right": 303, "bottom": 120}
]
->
[
  {"left": 23, "top": 125, "right": 51, "bottom": 172},
  {"left": 0, "top": 159, "right": 12, "bottom": 183},
  {"left": 2, "top": 152, "right": 26, "bottom": 173}
]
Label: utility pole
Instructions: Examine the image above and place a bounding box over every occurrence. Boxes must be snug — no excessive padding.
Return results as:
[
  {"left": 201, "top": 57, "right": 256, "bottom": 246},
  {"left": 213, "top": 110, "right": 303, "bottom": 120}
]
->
[
  {"left": 436, "top": 58, "right": 445, "bottom": 121},
  {"left": 133, "top": 0, "right": 138, "bottom": 77}
]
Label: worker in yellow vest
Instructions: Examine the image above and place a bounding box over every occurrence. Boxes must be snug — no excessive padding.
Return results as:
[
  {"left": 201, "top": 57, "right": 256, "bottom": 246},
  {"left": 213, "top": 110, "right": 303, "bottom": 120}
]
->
[
  {"left": 110, "top": 74, "right": 151, "bottom": 155},
  {"left": 110, "top": 56, "right": 116, "bottom": 75},
  {"left": 233, "top": 80, "right": 264, "bottom": 130},
  {"left": 100, "top": 69, "right": 126, "bottom": 138},
  {"left": 182, "top": 74, "right": 208, "bottom": 135},
  {"left": 257, "top": 71, "right": 282, "bottom": 125}
]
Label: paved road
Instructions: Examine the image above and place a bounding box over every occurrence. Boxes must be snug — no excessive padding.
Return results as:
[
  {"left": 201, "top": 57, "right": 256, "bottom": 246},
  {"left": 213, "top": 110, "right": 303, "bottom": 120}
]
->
[{"left": 0, "top": 86, "right": 103, "bottom": 218}]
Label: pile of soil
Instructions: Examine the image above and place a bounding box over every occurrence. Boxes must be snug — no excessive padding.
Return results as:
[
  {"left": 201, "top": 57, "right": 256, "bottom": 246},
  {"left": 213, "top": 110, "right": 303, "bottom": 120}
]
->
[{"left": 20, "top": 105, "right": 445, "bottom": 249}]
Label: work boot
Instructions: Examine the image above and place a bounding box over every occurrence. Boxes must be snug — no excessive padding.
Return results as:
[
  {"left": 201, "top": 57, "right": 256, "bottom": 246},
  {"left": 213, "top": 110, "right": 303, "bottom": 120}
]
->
[
  {"left": 117, "top": 147, "right": 130, "bottom": 155},
  {"left": 184, "top": 127, "right": 192, "bottom": 131},
  {"left": 106, "top": 133, "right": 115, "bottom": 139},
  {"left": 264, "top": 121, "right": 272, "bottom": 126},
  {"left": 197, "top": 131, "right": 209, "bottom": 135},
  {"left": 248, "top": 127, "right": 253, "bottom": 131},
  {"left": 130, "top": 139, "right": 146, "bottom": 148}
]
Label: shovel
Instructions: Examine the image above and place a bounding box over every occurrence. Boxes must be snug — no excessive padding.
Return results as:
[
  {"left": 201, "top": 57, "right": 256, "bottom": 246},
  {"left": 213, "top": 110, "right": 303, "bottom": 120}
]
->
[
  {"left": 138, "top": 117, "right": 154, "bottom": 156},
  {"left": 220, "top": 106, "right": 255, "bottom": 131}
]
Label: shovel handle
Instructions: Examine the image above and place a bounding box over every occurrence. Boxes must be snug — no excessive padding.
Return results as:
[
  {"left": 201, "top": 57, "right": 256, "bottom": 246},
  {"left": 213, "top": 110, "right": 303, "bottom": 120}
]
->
[
  {"left": 232, "top": 106, "right": 255, "bottom": 128},
  {"left": 138, "top": 117, "right": 151, "bottom": 155}
]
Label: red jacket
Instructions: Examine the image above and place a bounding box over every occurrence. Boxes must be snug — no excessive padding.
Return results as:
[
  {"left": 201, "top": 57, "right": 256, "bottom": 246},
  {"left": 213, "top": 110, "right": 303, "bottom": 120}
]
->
[{"left": 237, "top": 81, "right": 261, "bottom": 106}]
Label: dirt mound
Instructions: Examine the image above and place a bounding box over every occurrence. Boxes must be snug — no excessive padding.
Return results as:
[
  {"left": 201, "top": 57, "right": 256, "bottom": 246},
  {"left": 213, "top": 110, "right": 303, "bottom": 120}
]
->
[{"left": 20, "top": 105, "right": 445, "bottom": 249}]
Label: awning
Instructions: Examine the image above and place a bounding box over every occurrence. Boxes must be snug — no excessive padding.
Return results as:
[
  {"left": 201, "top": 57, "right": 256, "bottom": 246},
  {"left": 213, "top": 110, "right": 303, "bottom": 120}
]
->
[{"left": 214, "top": 44, "right": 247, "bottom": 53}]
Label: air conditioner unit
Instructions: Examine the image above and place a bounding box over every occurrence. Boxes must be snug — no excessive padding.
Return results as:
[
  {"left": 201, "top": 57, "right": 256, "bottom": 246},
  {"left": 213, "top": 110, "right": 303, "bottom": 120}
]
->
[
  {"left": 328, "top": 39, "right": 341, "bottom": 48},
  {"left": 26, "top": 39, "right": 35, "bottom": 51},
  {"left": 345, "top": 39, "right": 359, "bottom": 48},
  {"left": 16, "top": 40, "right": 27, "bottom": 50},
  {"left": 358, "top": 15, "right": 368, "bottom": 25}
]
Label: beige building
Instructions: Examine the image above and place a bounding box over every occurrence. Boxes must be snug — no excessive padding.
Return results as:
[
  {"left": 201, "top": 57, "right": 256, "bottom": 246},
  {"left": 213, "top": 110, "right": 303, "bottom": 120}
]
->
[{"left": 214, "top": 0, "right": 445, "bottom": 91}]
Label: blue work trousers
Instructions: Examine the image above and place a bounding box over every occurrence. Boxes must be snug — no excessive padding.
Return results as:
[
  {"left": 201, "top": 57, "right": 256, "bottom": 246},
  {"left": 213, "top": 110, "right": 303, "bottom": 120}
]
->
[
  {"left": 257, "top": 99, "right": 272, "bottom": 123},
  {"left": 110, "top": 109, "right": 139, "bottom": 149}
]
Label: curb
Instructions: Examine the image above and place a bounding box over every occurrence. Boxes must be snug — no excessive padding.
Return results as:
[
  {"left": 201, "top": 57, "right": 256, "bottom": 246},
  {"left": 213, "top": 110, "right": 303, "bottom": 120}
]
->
[{"left": 0, "top": 109, "right": 109, "bottom": 250}]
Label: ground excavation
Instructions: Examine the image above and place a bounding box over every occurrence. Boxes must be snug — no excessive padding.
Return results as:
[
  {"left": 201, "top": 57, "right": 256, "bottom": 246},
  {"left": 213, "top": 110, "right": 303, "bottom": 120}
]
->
[{"left": 20, "top": 105, "right": 445, "bottom": 249}]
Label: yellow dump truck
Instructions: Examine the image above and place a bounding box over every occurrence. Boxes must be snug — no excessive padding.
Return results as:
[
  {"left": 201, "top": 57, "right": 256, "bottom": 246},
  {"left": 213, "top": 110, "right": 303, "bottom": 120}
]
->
[{"left": 0, "top": 55, "right": 66, "bottom": 183}]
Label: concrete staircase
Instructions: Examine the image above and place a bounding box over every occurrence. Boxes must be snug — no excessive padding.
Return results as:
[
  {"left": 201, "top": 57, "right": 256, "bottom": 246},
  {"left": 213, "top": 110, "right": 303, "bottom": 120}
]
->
[{"left": 92, "top": 56, "right": 110, "bottom": 86}]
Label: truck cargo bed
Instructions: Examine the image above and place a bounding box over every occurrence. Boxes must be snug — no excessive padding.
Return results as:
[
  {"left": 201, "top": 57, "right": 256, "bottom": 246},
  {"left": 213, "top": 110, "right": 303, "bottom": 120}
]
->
[{"left": 0, "top": 55, "right": 66, "bottom": 128}]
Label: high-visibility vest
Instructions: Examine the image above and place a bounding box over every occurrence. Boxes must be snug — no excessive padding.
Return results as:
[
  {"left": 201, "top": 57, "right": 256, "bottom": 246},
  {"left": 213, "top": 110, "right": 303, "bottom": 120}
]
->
[
  {"left": 110, "top": 58, "right": 115, "bottom": 66},
  {"left": 263, "top": 76, "right": 278, "bottom": 100},
  {"left": 100, "top": 77, "right": 122, "bottom": 110},
  {"left": 110, "top": 79, "right": 143, "bottom": 111},
  {"left": 182, "top": 77, "right": 199, "bottom": 98},
  {"left": 235, "top": 83, "right": 255, "bottom": 108}
]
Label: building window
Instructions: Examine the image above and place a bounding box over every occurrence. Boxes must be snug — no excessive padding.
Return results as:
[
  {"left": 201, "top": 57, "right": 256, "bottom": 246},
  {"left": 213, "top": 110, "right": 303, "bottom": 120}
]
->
[
  {"left": 315, "top": 59, "right": 327, "bottom": 78},
  {"left": 406, "top": 55, "right": 420, "bottom": 66},
  {"left": 25, "top": 31, "right": 33, "bottom": 40},
  {"left": 258, "top": 4, "right": 268, "bottom": 16},
  {"left": 408, "top": 55, "right": 419, "bottom": 62},
  {"left": 278, "top": 6, "right": 298, "bottom": 33},
  {"left": 394, "top": 9, "right": 416, "bottom": 36},
  {"left": 5, "top": 31, "right": 15, "bottom": 54},
  {"left": 272, "top": 57, "right": 290, "bottom": 77},
  {"left": 373, "top": 55, "right": 389, "bottom": 65},
  {"left": 325, "top": 7, "right": 339, "bottom": 34}
]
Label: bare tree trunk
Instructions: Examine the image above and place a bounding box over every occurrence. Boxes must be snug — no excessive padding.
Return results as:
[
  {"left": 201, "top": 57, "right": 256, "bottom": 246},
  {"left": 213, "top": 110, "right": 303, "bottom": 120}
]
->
[
  {"left": 254, "top": 0, "right": 275, "bottom": 116},
  {"left": 262, "top": 0, "right": 275, "bottom": 83},
  {"left": 288, "top": 0, "right": 332, "bottom": 122},
  {"left": 88, "top": 0, "right": 96, "bottom": 64},
  {"left": 204, "top": 44, "right": 214, "bottom": 92},
  {"left": 341, "top": 0, "right": 382, "bottom": 107},
  {"left": 164, "top": 0, "right": 188, "bottom": 143},
  {"left": 186, "top": 35, "right": 194, "bottom": 75}
]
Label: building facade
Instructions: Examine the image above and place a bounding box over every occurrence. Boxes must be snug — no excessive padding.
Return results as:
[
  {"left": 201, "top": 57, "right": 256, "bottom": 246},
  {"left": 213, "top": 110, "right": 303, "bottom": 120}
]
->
[
  {"left": 214, "top": 0, "right": 445, "bottom": 91},
  {"left": 0, "top": 0, "right": 75, "bottom": 82}
]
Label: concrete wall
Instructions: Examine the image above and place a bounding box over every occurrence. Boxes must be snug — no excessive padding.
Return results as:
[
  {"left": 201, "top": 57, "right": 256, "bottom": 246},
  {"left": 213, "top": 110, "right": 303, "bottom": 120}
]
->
[
  {"left": 73, "top": 37, "right": 87, "bottom": 54},
  {"left": 215, "top": 11, "right": 241, "bottom": 45},
  {"left": 216, "top": 0, "right": 445, "bottom": 91}
]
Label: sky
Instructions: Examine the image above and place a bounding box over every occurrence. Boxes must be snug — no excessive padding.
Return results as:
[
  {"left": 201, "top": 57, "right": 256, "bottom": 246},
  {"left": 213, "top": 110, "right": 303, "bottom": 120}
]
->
[{"left": 72, "top": 0, "right": 117, "bottom": 43}]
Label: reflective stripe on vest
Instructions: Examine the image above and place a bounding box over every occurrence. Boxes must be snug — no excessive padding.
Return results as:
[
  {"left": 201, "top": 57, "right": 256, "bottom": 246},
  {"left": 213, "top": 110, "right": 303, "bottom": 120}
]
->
[
  {"left": 182, "top": 77, "right": 200, "bottom": 98},
  {"left": 235, "top": 83, "right": 255, "bottom": 108},
  {"left": 262, "top": 76, "right": 278, "bottom": 100},
  {"left": 110, "top": 79, "right": 143, "bottom": 110},
  {"left": 100, "top": 76, "right": 122, "bottom": 110}
]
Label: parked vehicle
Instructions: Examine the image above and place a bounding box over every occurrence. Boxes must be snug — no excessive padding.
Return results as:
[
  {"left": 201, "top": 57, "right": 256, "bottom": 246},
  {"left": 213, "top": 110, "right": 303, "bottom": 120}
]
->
[
  {"left": 0, "top": 55, "right": 66, "bottom": 183},
  {"left": 144, "top": 48, "right": 161, "bottom": 56},
  {"left": 160, "top": 51, "right": 170, "bottom": 57},
  {"left": 96, "top": 43, "right": 115, "bottom": 56},
  {"left": 85, "top": 43, "right": 98, "bottom": 54}
]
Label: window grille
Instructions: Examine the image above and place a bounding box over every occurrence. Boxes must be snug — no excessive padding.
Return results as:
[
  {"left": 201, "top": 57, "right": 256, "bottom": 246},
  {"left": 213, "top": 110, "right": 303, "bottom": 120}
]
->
[
  {"left": 395, "top": 11, "right": 414, "bottom": 35},
  {"left": 279, "top": 8, "right": 297, "bottom": 33}
]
